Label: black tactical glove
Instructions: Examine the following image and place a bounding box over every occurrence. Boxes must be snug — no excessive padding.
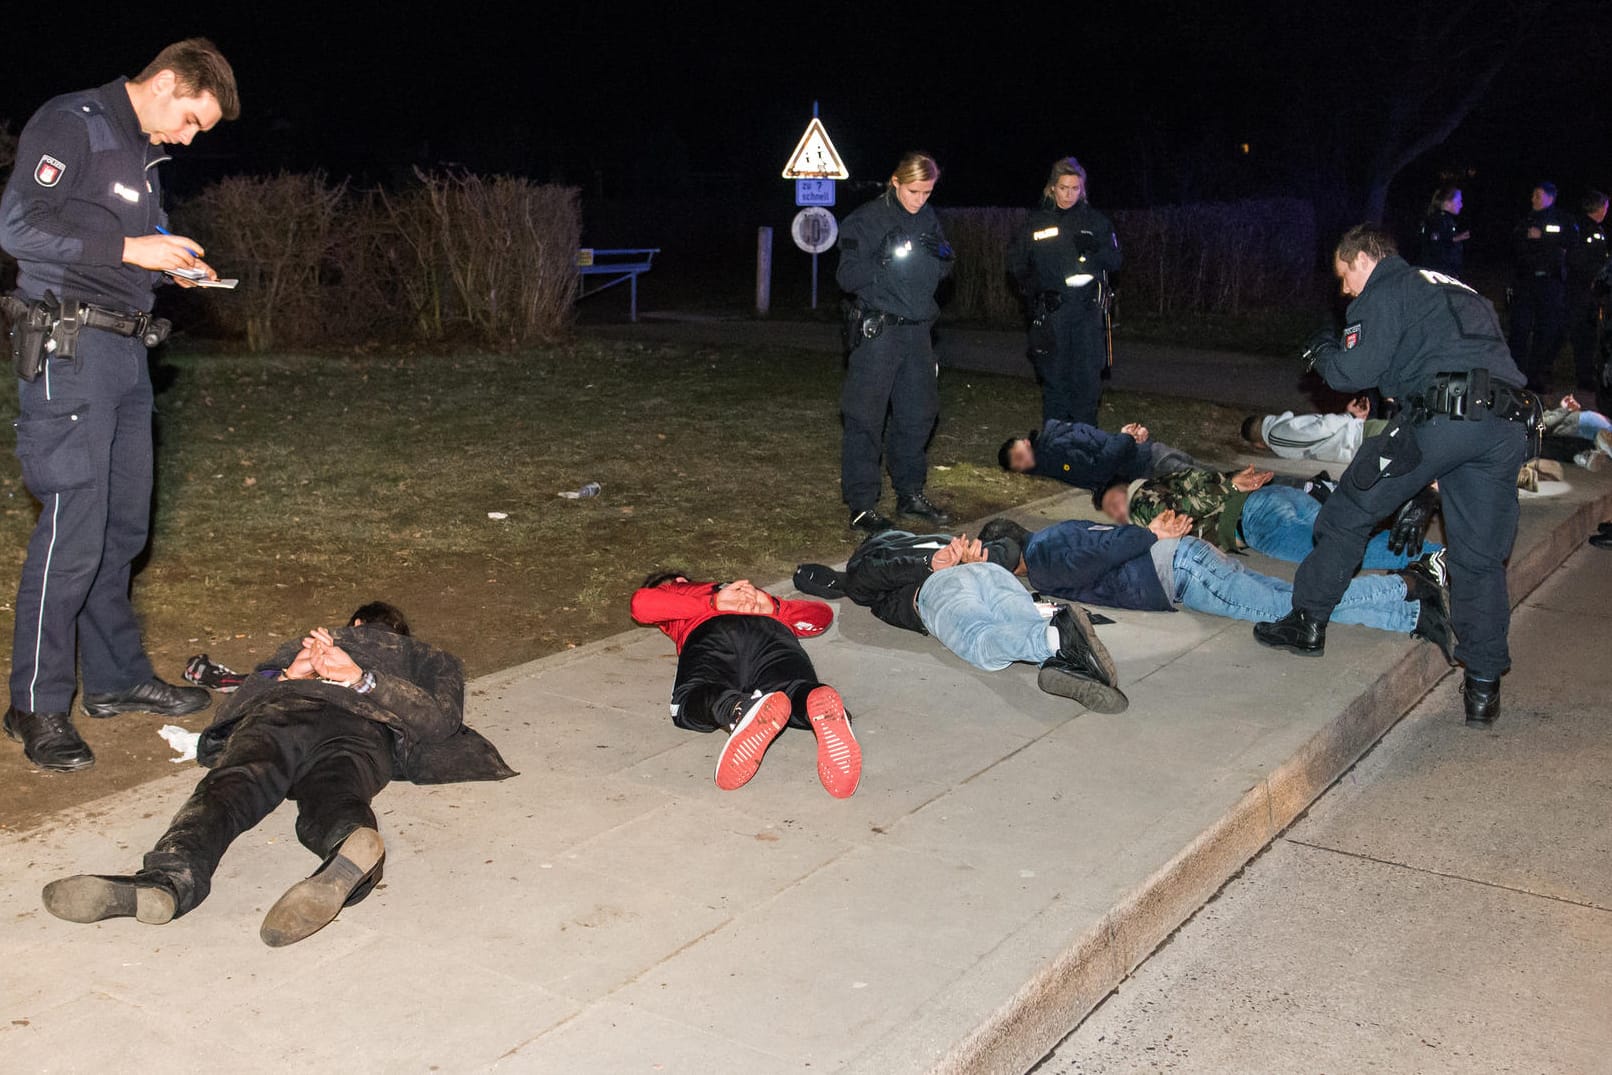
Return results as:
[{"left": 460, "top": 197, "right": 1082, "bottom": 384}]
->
[
  {"left": 1388, "top": 486, "right": 1440, "bottom": 557},
  {"left": 1300, "top": 327, "right": 1339, "bottom": 368},
  {"left": 877, "top": 230, "right": 914, "bottom": 267},
  {"left": 916, "top": 232, "right": 954, "bottom": 261},
  {"left": 1073, "top": 231, "right": 1100, "bottom": 259}
]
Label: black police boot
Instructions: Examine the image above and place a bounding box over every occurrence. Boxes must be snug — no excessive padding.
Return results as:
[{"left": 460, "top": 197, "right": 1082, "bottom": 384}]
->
[
  {"left": 1253, "top": 609, "right": 1326, "bottom": 656},
  {"left": 42, "top": 871, "right": 177, "bottom": 925},
  {"left": 4, "top": 706, "right": 95, "bottom": 772},
  {"left": 1591, "top": 531, "right": 1612, "bottom": 550},
  {"left": 260, "top": 827, "right": 386, "bottom": 947},
  {"left": 896, "top": 492, "right": 951, "bottom": 527},
  {"left": 1461, "top": 674, "right": 1501, "bottom": 726},
  {"left": 81, "top": 677, "right": 211, "bottom": 719},
  {"left": 849, "top": 507, "right": 894, "bottom": 534},
  {"left": 1038, "top": 606, "right": 1129, "bottom": 714}
]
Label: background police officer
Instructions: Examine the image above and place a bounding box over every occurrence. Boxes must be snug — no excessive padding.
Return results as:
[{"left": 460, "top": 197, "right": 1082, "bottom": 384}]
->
[
  {"left": 0, "top": 39, "right": 239, "bottom": 772},
  {"left": 1509, "top": 180, "right": 1576, "bottom": 392},
  {"left": 1006, "top": 157, "right": 1122, "bottom": 427},
  {"left": 1416, "top": 184, "right": 1468, "bottom": 279},
  {"left": 1565, "top": 190, "right": 1609, "bottom": 405},
  {"left": 1254, "top": 225, "right": 1532, "bottom": 726},
  {"left": 834, "top": 151, "right": 953, "bottom": 533}
]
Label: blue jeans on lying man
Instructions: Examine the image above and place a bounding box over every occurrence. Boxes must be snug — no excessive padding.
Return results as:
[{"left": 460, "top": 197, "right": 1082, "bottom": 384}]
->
[
  {"left": 915, "top": 562, "right": 1054, "bottom": 671},
  {"left": 1172, "top": 537, "right": 1417, "bottom": 633},
  {"left": 1238, "top": 485, "right": 1438, "bottom": 569}
]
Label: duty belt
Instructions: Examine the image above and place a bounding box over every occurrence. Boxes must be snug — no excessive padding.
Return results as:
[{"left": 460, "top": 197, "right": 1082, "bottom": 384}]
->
[
  {"left": 1409, "top": 369, "right": 1542, "bottom": 427},
  {"left": 76, "top": 302, "right": 160, "bottom": 339}
]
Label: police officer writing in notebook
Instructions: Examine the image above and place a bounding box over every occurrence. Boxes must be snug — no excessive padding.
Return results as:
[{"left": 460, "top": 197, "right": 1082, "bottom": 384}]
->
[
  {"left": 1254, "top": 225, "right": 1536, "bottom": 727},
  {"left": 0, "top": 40, "right": 239, "bottom": 772},
  {"left": 835, "top": 152, "right": 954, "bottom": 533}
]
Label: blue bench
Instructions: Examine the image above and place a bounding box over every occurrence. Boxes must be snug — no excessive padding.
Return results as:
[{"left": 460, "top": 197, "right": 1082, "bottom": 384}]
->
[{"left": 576, "top": 247, "right": 660, "bottom": 322}]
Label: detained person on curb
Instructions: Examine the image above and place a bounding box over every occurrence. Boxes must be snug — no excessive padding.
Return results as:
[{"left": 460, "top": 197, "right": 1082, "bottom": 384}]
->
[
  {"left": 1006, "top": 157, "right": 1121, "bottom": 428},
  {"left": 1254, "top": 225, "right": 1538, "bottom": 727},
  {"left": 39, "top": 603, "right": 516, "bottom": 947},
  {"left": 977, "top": 517, "right": 1455, "bottom": 665},
  {"left": 997, "top": 417, "right": 1209, "bottom": 489},
  {"left": 630, "top": 572, "right": 861, "bottom": 799},
  {"left": 0, "top": 40, "right": 241, "bottom": 773},
  {"left": 794, "top": 530, "right": 1129, "bottom": 714},
  {"left": 835, "top": 152, "right": 954, "bottom": 534}
]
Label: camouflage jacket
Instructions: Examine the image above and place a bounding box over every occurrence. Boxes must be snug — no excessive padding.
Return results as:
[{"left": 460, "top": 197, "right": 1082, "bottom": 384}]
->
[{"left": 1125, "top": 468, "right": 1251, "bottom": 550}]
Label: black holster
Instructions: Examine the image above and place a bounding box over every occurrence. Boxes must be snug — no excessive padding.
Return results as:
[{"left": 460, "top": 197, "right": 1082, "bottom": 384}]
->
[{"left": 1, "top": 293, "right": 63, "bottom": 381}]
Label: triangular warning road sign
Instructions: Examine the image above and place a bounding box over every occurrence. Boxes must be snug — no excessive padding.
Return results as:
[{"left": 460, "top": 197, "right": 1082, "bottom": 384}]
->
[{"left": 782, "top": 117, "right": 849, "bottom": 180}]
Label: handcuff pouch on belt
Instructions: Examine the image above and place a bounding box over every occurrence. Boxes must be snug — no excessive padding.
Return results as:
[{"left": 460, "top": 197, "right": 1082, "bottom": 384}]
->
[{"left": 1416, "top": 369, "right": 1542, "bottom": 428}]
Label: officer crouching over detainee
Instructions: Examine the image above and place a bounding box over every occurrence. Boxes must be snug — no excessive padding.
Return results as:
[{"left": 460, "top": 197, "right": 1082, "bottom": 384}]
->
[
  {"left": 1254, "top": 225, "right": 1538, "bottom": 727},
  {"left": 835, "top": 152, "right": 954, "bottom": 533},
  {"left": 0, "top": 39, "right": 239, "bottom": 772}
]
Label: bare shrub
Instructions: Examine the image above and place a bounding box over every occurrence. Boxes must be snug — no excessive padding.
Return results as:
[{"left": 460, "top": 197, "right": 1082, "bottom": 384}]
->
[
  {"left": 174, "top": 173, "right": 346, "bottom": 350},
  {"left": 412, "top": 170, "right": 581, "bottom": 345},
  {"left": 939, "top": 198, "right": 1320, "bottom": 324}
]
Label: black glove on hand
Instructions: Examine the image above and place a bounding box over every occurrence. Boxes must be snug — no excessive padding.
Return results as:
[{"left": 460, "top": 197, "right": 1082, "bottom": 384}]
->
[
  {"left": 916, "top": 232, "right": 954, "bottom": 261},
  {"left": 1388, "top": 486, "right": 1440, "bottom": 557},
  {"left": 1301, "top": 327, "right": 1339, "bottom": 367},
  {"left": 1073, "top": 231, "right": 1100, "bottom": 259},
  {"left": 878, "top": 230, "right": 913, "bottom": 267}
]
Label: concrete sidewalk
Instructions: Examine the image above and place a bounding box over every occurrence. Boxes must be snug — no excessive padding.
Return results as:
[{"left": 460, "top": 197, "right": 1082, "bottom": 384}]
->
[
  {"left": 1, "top": 464, "right": 1607, "bottom": 1073},
  {"left": 1042, "top": 542, "right": 1612, "bottom": 1073},
  {"left": 584, "top": 316, "right": 1333, "bottom": 414}
]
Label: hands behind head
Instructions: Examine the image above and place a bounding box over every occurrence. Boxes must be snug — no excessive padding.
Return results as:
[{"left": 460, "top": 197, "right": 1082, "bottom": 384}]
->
[
  {"left": 1346, "top": 396, "right": 1371, "bottom": 419},
  {"left": 283, "top": 626, "right": 362, "bottom": 684},
  {"left": 1148, "top": 509, "right": 1195, "bottom": 540},
  {"left": 930, "top": 534, "right": 988, "bottom": 572},
  {"left": 1230, "top": 464, "right": 1275, "bottom": 492},
  {"left": 1561, "top": 393, "right": 1582, "bottom": 412},
  {"left": 712, "top": 580, "right": 776, "bottom": 616},
  {"left": 1120, "top": 423, "right": 1150, "bottom": 443}
]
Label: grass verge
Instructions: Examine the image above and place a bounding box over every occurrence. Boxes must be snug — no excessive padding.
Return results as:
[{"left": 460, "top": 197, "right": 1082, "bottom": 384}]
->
[{"left": 0, "top": 338, "right": 1251, "bottom": 829}]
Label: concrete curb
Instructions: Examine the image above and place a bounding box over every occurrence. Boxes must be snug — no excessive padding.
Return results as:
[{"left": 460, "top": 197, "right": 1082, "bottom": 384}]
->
[{"left": 926, "top": 487, "right": 1612, "bottom": 1075}]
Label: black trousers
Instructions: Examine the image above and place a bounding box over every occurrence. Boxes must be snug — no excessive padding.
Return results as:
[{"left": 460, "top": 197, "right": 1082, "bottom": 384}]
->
[
  {"left": 142, "top": 702, "right": 393, "bottom": 915},
  {"left": 1509, "top": 275, "right": 1567, "bottom": 390},
  {"left": 1565, "top": 291, "right": 1603, "bottom": 393},
  {"left": 1033, "top": 301, "right": 1106, "bottom": 427},
  {"left": 1292, "top": 415, "right": 1527, "bottom": 678},
  {"left": 840, "top": 323, "right": 939, "bottom": 511},
  {"left": 670, "top": 617, "right": 824, "bottom": 733}
]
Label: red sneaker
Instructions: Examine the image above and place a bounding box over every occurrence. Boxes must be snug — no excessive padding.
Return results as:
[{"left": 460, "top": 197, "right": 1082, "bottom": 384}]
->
[
  {"left": 714, "top": 692, "right": 790, "bottom": 791},
  {"left": 807, "top": 686, "right": 861, "bottom": 799}
]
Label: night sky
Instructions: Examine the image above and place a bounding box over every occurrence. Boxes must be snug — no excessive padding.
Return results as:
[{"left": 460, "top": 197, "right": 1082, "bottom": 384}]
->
[{"left": 4, "top": 4, "right": 1610, "bottom": 239}]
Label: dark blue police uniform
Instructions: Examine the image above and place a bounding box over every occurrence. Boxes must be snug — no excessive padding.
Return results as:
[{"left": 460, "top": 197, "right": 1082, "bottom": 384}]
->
[
  {"left": 1287, "top": 257, "right": 1529, "bottom": 694},
  {"left": 1417, "top": 208, "right": 1464, "bottom": 279},
  {"left": 1509, "top": 202, "right": 1576, "bottom": 391},
  {"left": 1006, "top": 199, "right": 1121, "bottom": 427},
  {"left": 1565, "top": 211, "right": 1609, "bottom": 394},
  {"left": 835, "top": 189, "right": 952, "bottom": 520},
  {"left": 0, "top": 78, "right": 171, "bottom": 716}
]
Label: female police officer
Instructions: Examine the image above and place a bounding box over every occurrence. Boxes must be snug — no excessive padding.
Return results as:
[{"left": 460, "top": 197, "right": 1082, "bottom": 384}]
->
[
  {"left": 834, "top": 152, "right": 953, "bottom": 532},
  {"left": 1006, "top": 157, "right": 1122, "bottom": 427}
]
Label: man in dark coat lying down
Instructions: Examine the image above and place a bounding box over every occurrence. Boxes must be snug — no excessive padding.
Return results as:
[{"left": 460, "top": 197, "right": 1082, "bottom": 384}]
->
[{"left": 40, "top": 601, "right": 515, "bottom": 946}]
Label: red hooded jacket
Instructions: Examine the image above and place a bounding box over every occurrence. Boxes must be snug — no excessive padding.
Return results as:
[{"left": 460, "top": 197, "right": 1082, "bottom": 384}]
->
[{"left": 630, "top": 580, "right": 833, "bottom": 652}]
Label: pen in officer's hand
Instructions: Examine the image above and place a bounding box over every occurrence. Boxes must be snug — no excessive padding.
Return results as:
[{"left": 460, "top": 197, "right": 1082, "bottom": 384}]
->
[{"left": 154, "top": 224, "right": 199, "bottom": 258}]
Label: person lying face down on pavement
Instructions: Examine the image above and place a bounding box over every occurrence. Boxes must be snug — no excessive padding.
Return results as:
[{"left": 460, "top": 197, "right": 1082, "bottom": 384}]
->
[{"left": 38, "top": 601, "right": 515, "bottom": 947}]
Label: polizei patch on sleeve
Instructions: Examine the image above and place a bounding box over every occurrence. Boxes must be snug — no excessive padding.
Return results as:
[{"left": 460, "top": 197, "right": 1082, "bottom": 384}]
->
[
  {"left": 1343, "top": 323, "right": 1362, "bottom": 349},
  {"left": 34, "top": 155, "right": 66, "bottom": 187}
]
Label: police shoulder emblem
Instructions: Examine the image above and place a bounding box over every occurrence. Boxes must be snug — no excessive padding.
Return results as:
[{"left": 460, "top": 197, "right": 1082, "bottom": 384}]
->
[
  {"left": 34, "top": 155, "right": 66, "bottom": 188},
  {"left": 1343, "top": 322, "right": 1362, "bottom": 349}
]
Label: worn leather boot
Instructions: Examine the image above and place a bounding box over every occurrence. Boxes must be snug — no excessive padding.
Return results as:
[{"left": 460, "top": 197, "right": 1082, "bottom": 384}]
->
[
  {"left": 4, "top": 706, "right": 94, "bottom": 772},
  {"left": 896, "top": 492, "right": 951, "bottom": 527},
  {"left": 42, "top": 872, "right": 177, "bottom": 925},
  {"left": 260, "top": 827, "right": 386, "bottom": 947},
  {"left": 1461, "top": 675, "right": 1501, "bottom": 726},
  {"left": 1253, "top": 609, "right": 1327, "bottom": 656}
]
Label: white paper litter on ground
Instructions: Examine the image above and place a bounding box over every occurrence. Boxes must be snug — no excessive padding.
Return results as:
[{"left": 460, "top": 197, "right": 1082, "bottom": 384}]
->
[
  {"left": 158, "top": 725, "right": 200, "bottom": 763},
  {"left": 487, "top": 512, "right": 509, "bottom": 520}
]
